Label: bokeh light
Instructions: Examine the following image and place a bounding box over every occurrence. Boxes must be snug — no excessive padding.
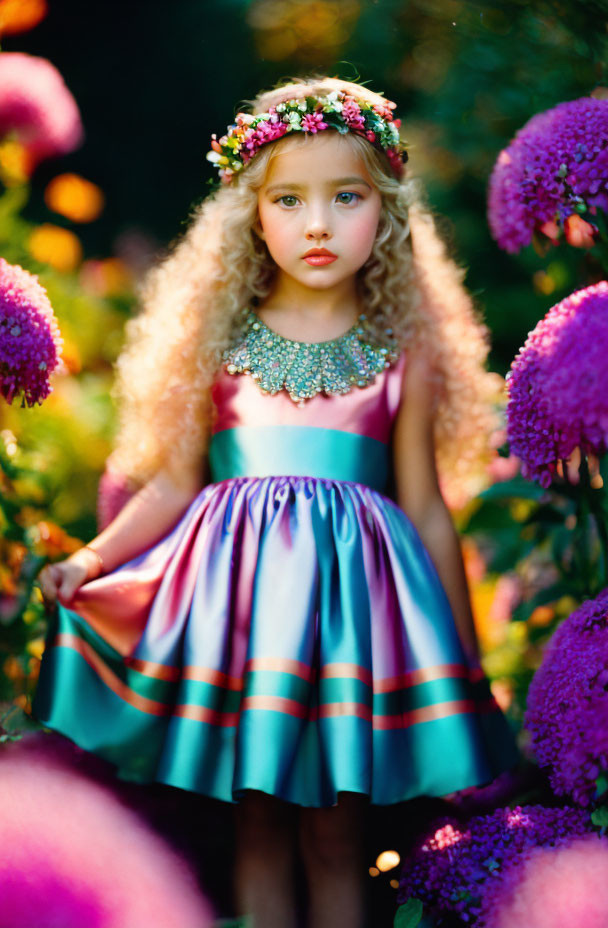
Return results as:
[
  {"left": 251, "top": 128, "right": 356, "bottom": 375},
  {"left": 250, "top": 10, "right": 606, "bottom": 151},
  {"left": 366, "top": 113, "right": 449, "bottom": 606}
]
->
[
  {"left": 44, "top": 173, "right": 105, "bottom": 223},
  {"left": 27, "top": 223, "right": 83, "bottom": 272},
  {"left": 0, "top": 0, "right": 47, "bottom": 36},
  {"left": 247, "top": 0, "right": 360, "bottom": 62},
  {"left": 376, "top": 850, "right": 401, "bottom": 872}
]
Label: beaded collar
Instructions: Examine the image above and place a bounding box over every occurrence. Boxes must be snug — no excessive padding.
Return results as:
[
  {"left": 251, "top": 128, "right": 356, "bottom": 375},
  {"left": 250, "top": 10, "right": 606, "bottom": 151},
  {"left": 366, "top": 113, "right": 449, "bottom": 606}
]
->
[{"left": 222, "top": 310, "right": 401, "bottom": 405}]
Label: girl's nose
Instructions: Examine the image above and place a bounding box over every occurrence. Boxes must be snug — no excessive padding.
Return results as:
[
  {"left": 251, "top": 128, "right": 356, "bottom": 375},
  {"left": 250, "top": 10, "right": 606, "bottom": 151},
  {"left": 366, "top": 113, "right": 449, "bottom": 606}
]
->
[{"left": 305, "top": 206, "right": 332, "bottom": 241}]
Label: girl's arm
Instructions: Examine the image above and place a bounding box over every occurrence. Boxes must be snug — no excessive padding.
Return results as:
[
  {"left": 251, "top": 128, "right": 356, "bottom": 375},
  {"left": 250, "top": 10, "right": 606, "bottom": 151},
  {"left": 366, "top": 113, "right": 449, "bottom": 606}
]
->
[
  {"left": 39, "top": 451, "right": 210, "bottom": 605},
  {"left": 84, "top": 452, "right": 210, "bottom": 574},
  {"left": 391, "top": 353, "right": 481, "bottom": 664}
]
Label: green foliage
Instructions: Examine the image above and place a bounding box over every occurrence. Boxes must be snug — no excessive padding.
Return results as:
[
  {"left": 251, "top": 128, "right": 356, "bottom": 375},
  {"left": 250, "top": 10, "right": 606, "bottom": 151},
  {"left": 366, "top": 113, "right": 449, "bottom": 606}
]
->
[{"left": 394, "top": 898, "right": 423, "bottom": 928}]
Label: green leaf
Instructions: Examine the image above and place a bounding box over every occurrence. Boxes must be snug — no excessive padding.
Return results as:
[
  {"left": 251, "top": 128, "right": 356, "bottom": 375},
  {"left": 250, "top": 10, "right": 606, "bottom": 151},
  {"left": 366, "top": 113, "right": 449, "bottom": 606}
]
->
[
  {"left": 394, "top": 898, "right": 423, "bottom": 928},
  {"left": 591, "top": 806, "right": 608, "bottom": 829},
  {"left": 510, "top": 580, "right": 573, "bottom": 621},
  {"left": 478, "top": 477, "right": 547, "bottom": 502},
  {"left": 595, "top": 774, "right": 608, "bottom": 799}
]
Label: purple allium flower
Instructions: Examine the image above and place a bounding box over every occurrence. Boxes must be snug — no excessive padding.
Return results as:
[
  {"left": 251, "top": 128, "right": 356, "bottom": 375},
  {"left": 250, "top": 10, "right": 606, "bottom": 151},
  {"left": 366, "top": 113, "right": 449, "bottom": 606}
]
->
[
  {"left": 0, "top": 257, "right": 64, "bottom": 406},
  {"left": 506, "top": 281, "right": 608, "bottom": 488},
  {"left": 524, "top": 587, "right": 608, "bottom": 807},
  {"left": 0, "top": 52, "right": 84, "bottom": 167},
  {"left": 488, "top": 97, "right": 608, "bottom": 253},
  {"left": 492, "top": 834, "right": 608, "bottom": 928},
  {"left": 398, "top": 805, "right": 593, "bottom": 927}
]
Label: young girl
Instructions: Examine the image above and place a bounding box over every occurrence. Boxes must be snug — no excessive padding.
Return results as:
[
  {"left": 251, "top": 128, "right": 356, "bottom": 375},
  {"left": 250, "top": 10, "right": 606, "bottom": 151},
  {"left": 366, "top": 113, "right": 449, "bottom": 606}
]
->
[{"left": 35, "top": 76, "right": 518, "bottom": 928}]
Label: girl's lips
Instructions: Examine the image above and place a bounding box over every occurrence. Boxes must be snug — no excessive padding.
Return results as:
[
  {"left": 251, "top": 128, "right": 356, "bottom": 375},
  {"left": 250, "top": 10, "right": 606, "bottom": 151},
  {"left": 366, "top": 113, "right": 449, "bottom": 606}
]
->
[{"left": 303, "top": 255, "right": 337, "bottom": 266}]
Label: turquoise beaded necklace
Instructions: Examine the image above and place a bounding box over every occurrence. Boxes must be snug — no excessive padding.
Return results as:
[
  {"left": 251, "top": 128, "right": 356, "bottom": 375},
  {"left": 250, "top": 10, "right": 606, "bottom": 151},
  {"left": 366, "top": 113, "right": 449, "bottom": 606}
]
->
[{"left": 222, "top": 309, "right": 401, "bottom": 406}]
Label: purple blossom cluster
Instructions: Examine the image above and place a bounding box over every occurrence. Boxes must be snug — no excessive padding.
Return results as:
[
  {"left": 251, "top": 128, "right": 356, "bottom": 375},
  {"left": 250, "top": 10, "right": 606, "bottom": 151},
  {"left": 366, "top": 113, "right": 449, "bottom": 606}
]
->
[
  {"left": 506, "top": 282, "right": 608, "bottom": 488},
  {"left": 0, "top": 52, "right": 84, "bottom": 167},
  {"left": 488, "top": 96, "right": 608, "bottom": 253},
  {"left": 524, "top": 587, "right": 608, "bottom": 806},
  {"left": 398, "top": 805, "right": 593, "bottom": 927},
  {"left": 0, "top": 257, "right": 64, "bottom": 406}
]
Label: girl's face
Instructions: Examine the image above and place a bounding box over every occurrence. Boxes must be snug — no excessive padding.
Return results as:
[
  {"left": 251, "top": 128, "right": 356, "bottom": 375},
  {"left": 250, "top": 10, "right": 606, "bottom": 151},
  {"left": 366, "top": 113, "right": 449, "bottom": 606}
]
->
[{"left": 256, "top": 132, "right": 382, "bottom": 292}]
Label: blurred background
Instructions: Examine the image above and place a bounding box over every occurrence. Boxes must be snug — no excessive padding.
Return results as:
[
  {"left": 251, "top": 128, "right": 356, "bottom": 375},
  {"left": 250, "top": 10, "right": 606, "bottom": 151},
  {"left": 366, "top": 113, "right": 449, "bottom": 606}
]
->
[{"left": 1, "top": 3, "right": 608, "bottom": 923}]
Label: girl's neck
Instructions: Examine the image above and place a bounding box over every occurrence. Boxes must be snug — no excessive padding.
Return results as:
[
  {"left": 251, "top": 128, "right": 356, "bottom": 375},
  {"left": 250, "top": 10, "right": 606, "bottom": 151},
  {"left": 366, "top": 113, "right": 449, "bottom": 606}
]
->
[{"left": 257, "top": 275, "right": 362, "bottom": 340}]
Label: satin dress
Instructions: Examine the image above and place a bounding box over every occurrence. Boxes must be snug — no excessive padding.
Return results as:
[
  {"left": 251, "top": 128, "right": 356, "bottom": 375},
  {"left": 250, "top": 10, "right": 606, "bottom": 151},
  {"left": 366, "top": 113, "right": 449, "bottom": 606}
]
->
[{"left": 33, "top": 348, "right": 518, "bottom": 807}]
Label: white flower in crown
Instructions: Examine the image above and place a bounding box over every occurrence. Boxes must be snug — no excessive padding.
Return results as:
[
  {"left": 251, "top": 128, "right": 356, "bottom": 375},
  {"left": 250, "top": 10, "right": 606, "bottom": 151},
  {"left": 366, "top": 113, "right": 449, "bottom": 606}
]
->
[
  {"left": 287, "top": 111, "right": 302, "bottom": 126},
  {"left": 322, "top": 90, "right": 343, "bottom": 112},
  {"left": 276, "top": 103, "right": 286, "bottom": 113},
  {"left": 297, "top": 100, "right": 308, "bottom": 112}
]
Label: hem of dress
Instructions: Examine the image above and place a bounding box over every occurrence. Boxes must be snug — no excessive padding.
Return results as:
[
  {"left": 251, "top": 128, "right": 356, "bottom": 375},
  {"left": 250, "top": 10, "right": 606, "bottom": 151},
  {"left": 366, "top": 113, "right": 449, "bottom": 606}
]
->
[{"left": 34, "top": 716, "right": 518, "bottom": 809}]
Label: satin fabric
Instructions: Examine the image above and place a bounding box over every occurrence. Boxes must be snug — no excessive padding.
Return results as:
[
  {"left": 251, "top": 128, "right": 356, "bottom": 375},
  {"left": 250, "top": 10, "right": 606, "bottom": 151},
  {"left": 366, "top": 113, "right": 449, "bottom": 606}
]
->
[{"left": 34, "top": 353, "right": 519, "bottom": 806}]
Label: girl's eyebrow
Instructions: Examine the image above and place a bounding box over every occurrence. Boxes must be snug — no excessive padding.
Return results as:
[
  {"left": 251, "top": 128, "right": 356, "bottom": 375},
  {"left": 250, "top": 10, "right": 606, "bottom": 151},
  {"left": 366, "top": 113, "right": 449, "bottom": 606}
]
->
[{"left": 265, "top": 176, "right": 372, "bottom": 193}]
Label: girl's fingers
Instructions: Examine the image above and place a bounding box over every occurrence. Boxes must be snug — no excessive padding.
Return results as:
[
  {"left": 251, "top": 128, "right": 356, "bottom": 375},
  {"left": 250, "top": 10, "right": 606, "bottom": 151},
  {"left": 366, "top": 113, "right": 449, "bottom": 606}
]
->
[{"left": 38, "top": 565, "right": 60, "bottom": 610}]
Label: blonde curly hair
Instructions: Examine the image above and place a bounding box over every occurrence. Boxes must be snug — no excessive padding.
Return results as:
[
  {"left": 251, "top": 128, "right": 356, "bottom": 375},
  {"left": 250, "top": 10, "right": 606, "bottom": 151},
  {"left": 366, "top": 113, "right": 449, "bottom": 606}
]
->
[{"left": 106, "top": 76, "right": 498, "bottom": 507}]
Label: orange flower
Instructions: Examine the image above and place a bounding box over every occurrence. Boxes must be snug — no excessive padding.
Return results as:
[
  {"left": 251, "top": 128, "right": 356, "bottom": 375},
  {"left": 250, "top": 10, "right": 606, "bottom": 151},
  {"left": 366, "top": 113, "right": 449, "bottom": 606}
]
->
[
  {"left": 28, "top": 224, "right": 82, "bottom": 272},
  {"left": 539, "top": 218, "right": 560, "bottom": 242},
  {"left": 563, "top": 213, "right": 598, "bottom": 248},
  {"left": 44, "top": 173, "right": 105, "bottom": 223},
  {"left": 0, "top": 0, "right": 47, "bottom": 36}
]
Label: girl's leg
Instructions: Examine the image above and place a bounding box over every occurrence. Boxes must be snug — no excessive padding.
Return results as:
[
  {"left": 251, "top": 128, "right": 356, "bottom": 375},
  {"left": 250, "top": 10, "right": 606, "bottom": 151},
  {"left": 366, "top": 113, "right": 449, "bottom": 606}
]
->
[
  {"left": 233, "top": 789, "right": 299, "bottom": 928},
  {"left": 298, "top": 792, "right": 369, "bottom": 928}
]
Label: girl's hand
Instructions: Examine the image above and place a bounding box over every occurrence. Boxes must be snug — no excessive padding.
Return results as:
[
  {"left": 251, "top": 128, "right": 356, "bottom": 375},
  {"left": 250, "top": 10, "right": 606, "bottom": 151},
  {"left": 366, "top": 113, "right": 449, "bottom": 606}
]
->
[
  {"left": 37, "top": 547, "right": 102, "bottom": 609},
  {"left": 555, "top": 448, "right": 602, "bottom": 486}
]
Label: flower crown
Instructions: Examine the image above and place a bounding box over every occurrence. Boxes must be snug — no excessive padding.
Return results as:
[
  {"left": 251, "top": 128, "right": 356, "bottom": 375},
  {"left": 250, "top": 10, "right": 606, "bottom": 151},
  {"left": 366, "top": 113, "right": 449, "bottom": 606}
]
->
[{"left": 206, "top": 89, "right": 408, "bottom": 185}]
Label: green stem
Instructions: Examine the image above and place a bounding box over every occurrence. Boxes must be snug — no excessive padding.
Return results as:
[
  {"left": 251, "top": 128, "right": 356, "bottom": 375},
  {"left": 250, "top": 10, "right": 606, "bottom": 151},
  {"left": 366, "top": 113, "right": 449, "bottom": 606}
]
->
[
  {"left": 588, "top": 460, "right": 608, "bottom": 590},
  {"left": 574, "top": 456, "right": 593, "bottom": 597}
]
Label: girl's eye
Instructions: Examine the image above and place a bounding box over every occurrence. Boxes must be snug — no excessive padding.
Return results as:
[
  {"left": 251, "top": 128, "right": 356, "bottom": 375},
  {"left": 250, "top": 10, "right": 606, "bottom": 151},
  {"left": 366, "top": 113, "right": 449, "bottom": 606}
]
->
[
  {"left": 336, "top": 192, "right": 360, "bottom": 205},
  {"left": 277, "top": 195, "right": 299, "bottom": 207}
]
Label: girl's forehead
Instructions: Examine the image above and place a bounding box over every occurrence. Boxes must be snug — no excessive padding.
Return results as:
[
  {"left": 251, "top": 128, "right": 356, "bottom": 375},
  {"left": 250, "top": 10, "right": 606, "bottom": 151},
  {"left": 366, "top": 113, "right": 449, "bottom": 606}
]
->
[{"left": 262, "top": 133, "right": 373, "bottom": 185}]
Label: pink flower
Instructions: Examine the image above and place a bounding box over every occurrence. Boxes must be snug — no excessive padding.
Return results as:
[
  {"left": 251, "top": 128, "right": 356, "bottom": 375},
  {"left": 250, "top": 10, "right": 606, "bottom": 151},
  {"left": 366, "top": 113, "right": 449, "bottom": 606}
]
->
[
  {"left": 492, "top": 836, "right": 608, "bottom": 928},
  {"left": 385, "top": 147, "right": 406, "bottom": 176},
  {"left": 342, "top": 101, "right": 365, "bottom": 130},
  {"left": 0, "top": 257, "right": 64, "bottom": 407},
  {"left": 301, "top": 112, "right": 328, "bottom": 133},
  {"left": 373, "top": 102, "right": 395, "bottom": 121},
  {"left": 0, "top": 52, "right": 84, "bottom": 168},
  {"left": 0, "top": 733, "right": 214, "bottom": 928}
]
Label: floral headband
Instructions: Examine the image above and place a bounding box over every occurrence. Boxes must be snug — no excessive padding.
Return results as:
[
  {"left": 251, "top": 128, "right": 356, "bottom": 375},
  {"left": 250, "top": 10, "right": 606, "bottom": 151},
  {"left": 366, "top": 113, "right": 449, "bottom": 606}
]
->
[{"left": 206, "top": 89, "right": 408, "bottom": 184}]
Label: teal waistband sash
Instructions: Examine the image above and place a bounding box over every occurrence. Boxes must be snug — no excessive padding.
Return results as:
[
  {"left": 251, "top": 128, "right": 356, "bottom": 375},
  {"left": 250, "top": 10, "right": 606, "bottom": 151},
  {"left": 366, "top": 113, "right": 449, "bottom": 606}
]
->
[{"left": 209, "top": 425, "right": 388, "bottom": 492}]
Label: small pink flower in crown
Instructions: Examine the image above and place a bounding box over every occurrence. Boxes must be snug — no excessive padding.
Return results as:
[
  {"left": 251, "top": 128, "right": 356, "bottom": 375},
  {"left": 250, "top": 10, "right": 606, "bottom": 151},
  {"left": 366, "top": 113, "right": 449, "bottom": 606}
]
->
[
  {"left": 301, "top": 111, "right": 328, "bottom": 133},
  {"left": 373, "top": 101, "right": 396, "bottom": 121},
  {"left": 341, "top": 100, "right": 366, "bottom": 130},
  {"left": 385, "top": 147, "right": 405, "bottom": 174}
]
